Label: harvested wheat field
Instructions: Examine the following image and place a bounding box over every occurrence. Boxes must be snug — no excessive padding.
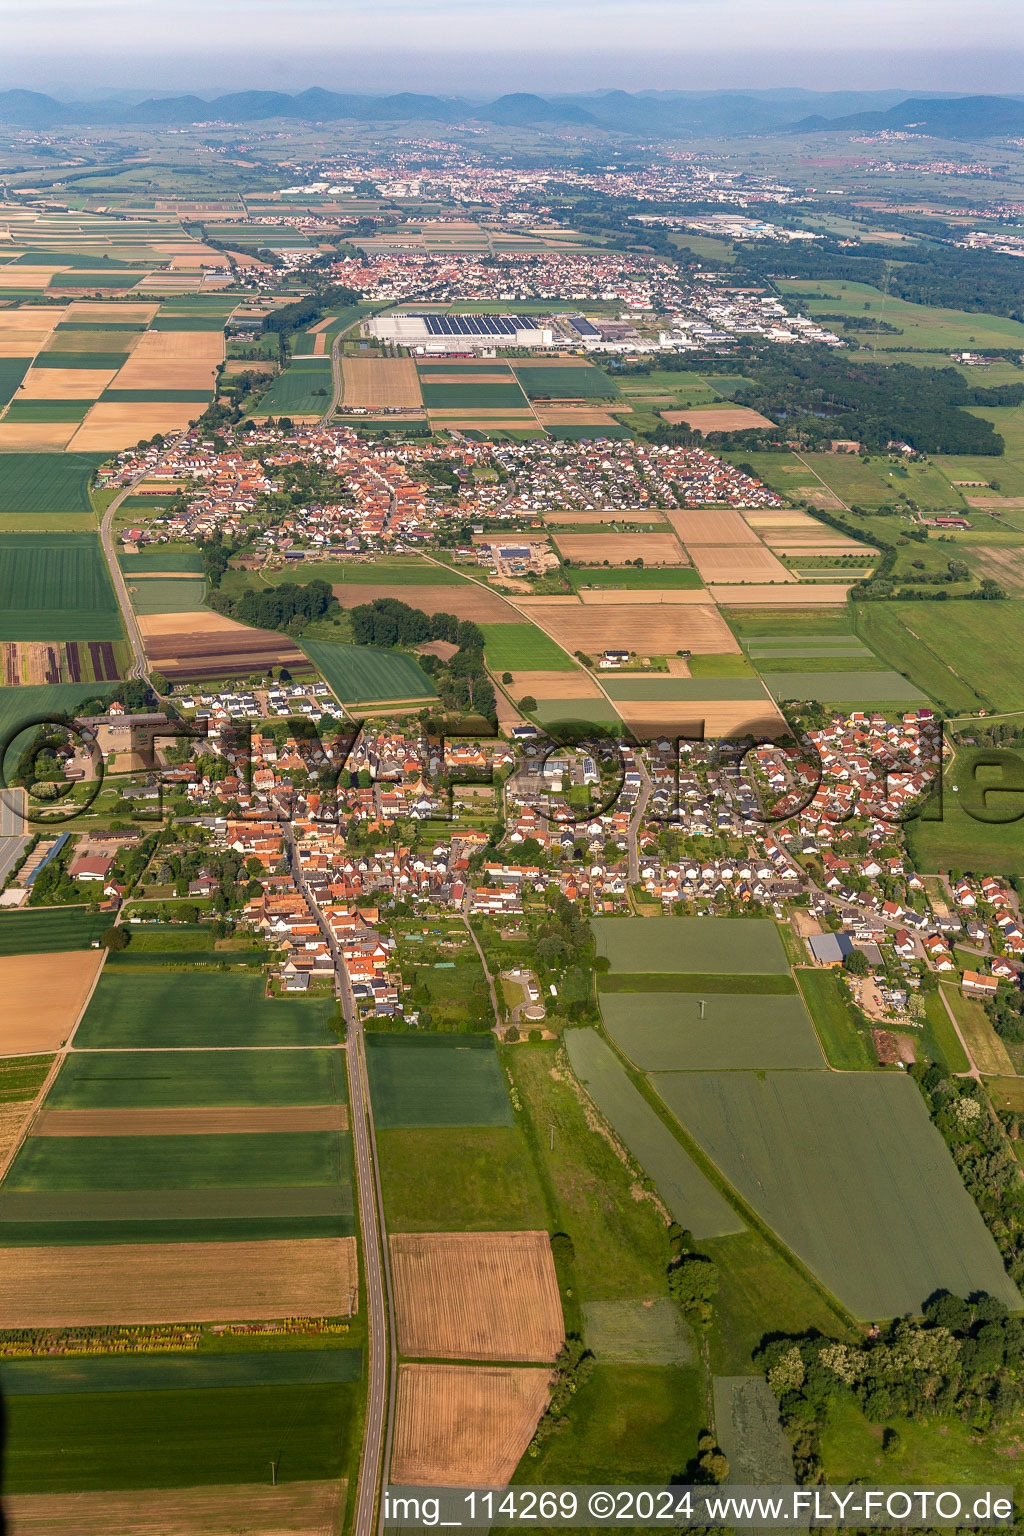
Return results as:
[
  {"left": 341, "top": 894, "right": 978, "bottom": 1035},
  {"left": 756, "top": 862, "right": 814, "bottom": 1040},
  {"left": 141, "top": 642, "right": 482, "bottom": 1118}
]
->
[
  {"left": 554, "top": 533, "right": 685, "bottom": 566},
  {"left": 33, "top": 1105, "right": 348, "bottom": 1136},
  {"left": 764, "top": 538, "right": 874, "bottom": 554},
  {"left": 342, "top": 357, "right": 422, "bottom": 408},
  {"left": 426, "top": 415, "right": 537, "bottom": 428},
  {"left": 330, "top": 583, "right": 518, "bottom": 623},
  {"left": 69, "top": 402, "right": 200, "bottom": 451},
  {"left": 4, "top": 1480, "right": 345, "bottom": 1536},
  {"left": 577, "top": 588, "right": 708, "bottom": 605},
  {"left": 130, "top": 331, "right": 225, "bottom": 361},
  {"left": 689, "top": 545, "right": 795, "bottom": 583},
  {"left": 666, "top": 509, "right": 760, "bottom": 545},
  {"left": 535, "top": 409, "right": 623, "bottom": 426},
  {"left": 113, "top": 358, "right": 219, "bottom": 391},
  {"left": 712, "top": 583, "right": 853, "bottom": 605},
  {"left": 543, "top": 507, "right": 665, "bottom": 524},
  {"left": 0, "top": 269, "right": 59, "bottom": 290},
  {"left": 506, "top": 669, "right": 602, "bottom": 699},
  {"left": 391, "top": 1231, "right": 563, "bottom": 1363},
  {"left": 526, "top": 602, "right": 739, "bottom": 655},
  {"left": 662, "top": 406, "right": 776, "bottom": 432},
  {"left": 616, "top": 697, "right": 790, "bottom": 740},
  {"left": 0, "top": 422, "right": 79, "bottom": 450},
  {"left": 18, "top": 367, "right": 118, "bottom": 399},
  {"left": 0, "top": 330, "right": 54, "bottom": 358},
  {"left": 0, "top": 307, "right": 62, "bottom": 332},
  {"left": 42, "top": 328, "right": 142, "bottom": 355},
  {"left": 0, "top": 951, "right": 104, "bottom": 1054},
  {"left": 744, "top": 510, "right": 821, "bottom": 529},
  {"left": 0, "top": 1101, "right": 40, "bottom": 1171},
  {"left": 0, "top": 1238, "right": 357, "bottom": 1328},
  {"left": 391, "top": 1364, "right": 552, "bottom": 1486},
  {"left": 64, "top": 303, "right": 158, "bottom": 323}
]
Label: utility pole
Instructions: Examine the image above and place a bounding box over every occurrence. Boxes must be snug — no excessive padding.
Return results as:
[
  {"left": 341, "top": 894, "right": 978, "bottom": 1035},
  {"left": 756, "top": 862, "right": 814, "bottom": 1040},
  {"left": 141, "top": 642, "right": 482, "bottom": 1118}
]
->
[{"left": 699, "top": 999, "right": 706, "bottom": 1020}]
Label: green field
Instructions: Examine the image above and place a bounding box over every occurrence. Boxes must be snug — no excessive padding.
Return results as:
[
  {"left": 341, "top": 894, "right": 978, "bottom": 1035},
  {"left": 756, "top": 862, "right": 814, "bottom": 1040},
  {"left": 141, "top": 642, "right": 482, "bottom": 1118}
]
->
[
  {"left": 567, "top": 565, "right": 703, "bottom": 590},
  {"left": 858, "top": 600, "right": 1024, "bottom": 712},
  {"left": 420, "top": 380, "right": 528, "bottom": 410},
  {"left": 32, "top": 351, "right": 129, "bottom": 370},
  {"left": 0, "top": 533, "right": 121, "bottom": 641},
  {"left": 129, "top": 577, "right": 208, "bottom": 613},
  {"left": 1, "top": 1348, "right": 361, "bottom": 1395},
  {"left": 252, "top": 358, "right": 333, "bottom": 416},
  {"left": 3, "top": 1381, "right": 356, "bottom": 1493},
  {"left": 377, "top": 1124, "right": 547, "bottom": 1230},
  {"left": 0, "top": 357, "right": 30, "bottom": 407},
  {"left": 310, "top": 560, "right": 467, "bottom": 586},
  {"left": 777, "top": 279, "right": 1024, "bottom": 352},
  {"left": 0, "top": 453, "right": 104, "bottom": 519},
  {"left": 713, "top": 1376, "right": 794, "bottom": 1482},
  {"left": 150, "top": 315, "right": 227, "bottom": 331},
  {"left": 480, "top": 622, "right": 575, "bottom": 672},
  {"left": 47, "top": 1048, "right": 346, "bottom": 1109},
  {"left": 583, "top": 1298, "right": 694, "bottom": 1365},
  {"left": 822, "top": 1394, "right": 1024, "bottom": 1494},
  {"left": 365, "top": 1034, "right": 512, "bottom": 1128},
  {"left": 906, "top": 792, "right": 1024, "bottom": 875},
  {"left": 513, "top": 367, "right": 616, "bottom": 400},
  {"left": 4, "top": 401, "right": 89, "bottom": 423},
  {"left": 118, "top": 548, "right": 204, "bottom": 574},
  {"left": 101, "top": 389, "right": 212, "bottom": 403},
  {"left": 599, "top": 972, "right": 796, "bottom": 994},
  {"left": 794, "top": 968, "right": 873, "bottom": 1071},
  {"left": 602, "top": 992, "right": 824, "bottom": 1071},
  {"left": 593, "top": 916, "right": 789, "bottom": 974},
  {"left": 854, "top": 605, "right": 985, "bottom": 713},
  {"left": 301, "top": 639, "right": 436, "bottom": 704},
  {"left": 655, "top": 1070, "right": 1019, "bottom": 1317},
  {"left": 0, "top": 1055, "right": 52, "bottom": 1103},
  {"left": 564, "top": 1028, "right": 743, "bottom": 1239},
  {"left": 73, "top": 974, "right": 340, "bottom": 1049},
  {"left": 603, "top": 677, "right": 769, "bottom": 701},
  {"left": 0, "top": 906, "right": 108, "bottom": 956},
  {"left": 0, "top": 683, "right": 115, "bottom": 776},
  {"left": 5, "top": 1130, "right": 348, "bottom": 1191},
  {"left": 763, "top": 669, "right": 927, "bottom": 703}
]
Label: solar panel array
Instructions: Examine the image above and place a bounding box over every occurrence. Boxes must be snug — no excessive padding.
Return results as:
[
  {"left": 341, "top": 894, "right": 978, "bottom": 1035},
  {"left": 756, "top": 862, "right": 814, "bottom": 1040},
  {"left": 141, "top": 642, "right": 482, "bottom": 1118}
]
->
[
  {"left": 414, "top": 314, "right": 537, "bottom": 336},
  {"left": 569, "top": 317, "right": 599, "bottom": 336}
]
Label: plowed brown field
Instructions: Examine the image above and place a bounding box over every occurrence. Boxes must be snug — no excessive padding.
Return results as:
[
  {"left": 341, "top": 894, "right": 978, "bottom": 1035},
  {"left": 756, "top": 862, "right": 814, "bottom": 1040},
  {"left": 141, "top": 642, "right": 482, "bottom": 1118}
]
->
[
  {"left": 505, "top": 670, "right": 602, "bottom": 699},
  {"left": 330, "top": 583, "right": 518, "bottom": 623},
  {"left": 0, "top": 1238, "right": 357, "bottom": 1327},
  {"left": 390, "top": 1231, "right": 563, "bottom": 1361},
  {"left": 615, "top": 697, "right": 789, "bottom": 740},
  {"left": 391, "top": 1364, "right": 551, "bottom": 1486},
  {"left": 0, "top": 950, "right": 104, "bottom": 1053}
]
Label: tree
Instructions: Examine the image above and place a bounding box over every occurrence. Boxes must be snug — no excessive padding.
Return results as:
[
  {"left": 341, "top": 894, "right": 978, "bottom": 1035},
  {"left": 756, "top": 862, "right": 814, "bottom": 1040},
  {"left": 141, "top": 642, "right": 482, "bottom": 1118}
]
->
[
  {"left": 843, "top": 948, "right": 870, "bottom": 977},
  {"left": 149, "top": 670, "right": 171, "bottom": 694},
  {"left": 519, "top": 695, "right": 537, "bottom": 713},
  {"left": 669, "top": 1254, "right": 720, "bottom": 1326},
  {"left": 102, "top": 925, "right": 128, "bottom": 951}
]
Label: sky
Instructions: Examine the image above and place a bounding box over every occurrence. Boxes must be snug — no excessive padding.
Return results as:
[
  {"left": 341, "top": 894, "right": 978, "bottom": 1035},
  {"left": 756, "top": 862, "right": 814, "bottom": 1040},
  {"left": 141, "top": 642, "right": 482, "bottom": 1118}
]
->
[{"left": 0, "top": 0, "right": 1020, "bottom": 97}]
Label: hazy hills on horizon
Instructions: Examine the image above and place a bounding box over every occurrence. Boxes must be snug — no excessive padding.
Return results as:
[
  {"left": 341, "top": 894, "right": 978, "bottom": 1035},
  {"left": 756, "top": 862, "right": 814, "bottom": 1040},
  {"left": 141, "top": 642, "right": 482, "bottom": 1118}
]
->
[{"left": 1, "top": 85, "right": 1023, "bottom": 139}]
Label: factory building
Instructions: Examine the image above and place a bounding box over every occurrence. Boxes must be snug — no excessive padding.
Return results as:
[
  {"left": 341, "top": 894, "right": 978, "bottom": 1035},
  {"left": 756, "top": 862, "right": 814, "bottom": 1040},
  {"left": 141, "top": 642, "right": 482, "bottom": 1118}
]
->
[{"left": 366, "top": 312, "right": 554, "bottom": 352}]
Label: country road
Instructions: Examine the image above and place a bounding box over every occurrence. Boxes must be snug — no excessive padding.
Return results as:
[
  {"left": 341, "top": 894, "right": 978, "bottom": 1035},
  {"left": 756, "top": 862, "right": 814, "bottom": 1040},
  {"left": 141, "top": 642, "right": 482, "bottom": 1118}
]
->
[
  {"left": 288, "top": 831, "right": 394, "bottom": 1536},
  {"left": 98, "top": 469, "right": 164, "bottom": 683}
]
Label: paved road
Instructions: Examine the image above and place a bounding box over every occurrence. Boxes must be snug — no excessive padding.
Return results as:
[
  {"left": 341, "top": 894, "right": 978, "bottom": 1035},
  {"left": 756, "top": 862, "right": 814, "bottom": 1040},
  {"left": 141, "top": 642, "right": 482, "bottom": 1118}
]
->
[
  {"left": 0, "top": 786, "right": 28, "bottom": 887},
  {"left": 627, "top": 756, "right": 653, "bottom": 887},
  {"left": 99, "top": 469, "right": 168, "bottom": 682},
  {"left": 288, "top": 834, "right": 393, "bottom": 1536}
]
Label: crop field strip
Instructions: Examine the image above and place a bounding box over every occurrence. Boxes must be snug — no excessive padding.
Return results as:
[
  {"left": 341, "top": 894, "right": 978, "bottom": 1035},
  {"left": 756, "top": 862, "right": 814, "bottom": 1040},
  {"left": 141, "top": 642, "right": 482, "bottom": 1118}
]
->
[
  {"left": 592, "top": 916, "right": 789, "bottom": 974},
  {"left": 72, "top": 972, "right": 340, "bottom": 1049},
  {"left": 653, "top": 1070, "right": 1020, "bottom": 1318},
  {"left": 564, "top": 1028, "right": 742, "bottom": 1239},
  {"left": 2, "top": 1481, "right": 347, "bottom": 1535},
  {"left": 0, "top": 906, "right": 110, "bottom": 955},
  {"left": 0, "top": 951, "right": 105, "bottom": 1054},
  {"left": 4, "top": 1129, "right": 349, "bottom": 1192},
  {"left": 0, "top": 533, "right": 123, "bottom": 641},
  {"left": 390, "top": 1231, "right": 563, "bottom": 1361},
  {"left": 302, "top": 638, "right": 437, "bottom": 704}
]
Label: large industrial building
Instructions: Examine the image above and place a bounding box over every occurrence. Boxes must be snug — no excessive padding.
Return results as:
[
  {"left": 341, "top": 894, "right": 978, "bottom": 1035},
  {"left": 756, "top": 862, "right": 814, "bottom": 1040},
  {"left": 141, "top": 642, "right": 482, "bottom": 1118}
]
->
[{"left": 365, "top": 312, "right": 554, "bottom": 353}]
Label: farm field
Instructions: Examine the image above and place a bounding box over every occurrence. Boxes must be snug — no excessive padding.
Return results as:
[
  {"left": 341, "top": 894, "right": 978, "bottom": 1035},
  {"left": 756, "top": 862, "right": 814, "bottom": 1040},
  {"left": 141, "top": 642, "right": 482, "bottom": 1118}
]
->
[
  {"left": 1, "top": 1480, "right": 346, "bottom": 1536},
  {"left": 794, "top": 968, "right": 873, "bottom": 1071},
  {"left": 45, "top": 1050, "right": 348, "bottom": 1112},
  {"left": 513, "top": 366, "right": 616, "bottom": 399},
  {"left": 583, "top": 1299, "right": 693, "bottom": 1365},
  {"left": 517, "top": 600, "right": 739, "bottom": 657},
  {"left": 567, "top": 565, "right": 703, "bottom": 590},
  {"left": 331, "top": 581, "right": 515, "bottom": 623},
  {"left": 601, "top": 992, "right": 825, "bottom": 1071},
  {"left": 419, "top": 379, "right": 528, "bottom": 410},
  {"left": 391, "top": 1364, "right": 551, "bottom": 1486},
  {"left": 761, "top": 668, "right": 928, "bottom": 703},
  {"left": 553, "top": 532, "right": 686, "bottom": 566},
  {"left": 0, "top": 906, "right": 109, "bottom": 955},
  {"left": 365, "top": 1034, "right": 513, "bottom": 1128},
  {"left": 480, "top": 622, "right": 575, "bottom": 672},
  {"left": 316, "top": 560, "right": 469, "bottom": 586},
  {"left": 117, "top": 546, "right": 203, "bottom": 573},
  {"left": 905, "top": 793, "right": 1024, "bottom": 876},
  {"left": 5, "top": 1129, "right": 347, "bottom": 1192},
  {"left": 940, "top": 983, "right": 1015, "bottom": 1077},
  {"left": 857, "top": 600, "right": 1024, "bottom": 712},
  {"left": 341, "top": 356, "right": 422, "bottom": 408},
  {"left": 713, "top": 1377, "right": 793, "bottom": 1482},
  {"left": 72, "top": 973, "right": 340, "bottom": 1049},
  {"left": 140, "top": 608, "right": 308, "bottom": 682},
  {"left": 2, "top": 1380, "right": 356, "bottom": 1493},
  {"left": 127, "top": 577, "right": 207, "bottom": 613},
  {"left": 389, "top": 1230, "right": 563, "bottom": 1361},
  {"left": 0, "top": 950, "right": 104, "bottom": 1053},
  {"left": 592, "top": 916, "right": 788, "bottom": 974},
  {"left": 0, "top": 534, "right": 121, "bottom": 640},
  {"left": 655, "top": 1070, "right": 1019, "bottom": 1317},
  {"left": 301, "top": 638, "right": 436, "bottom": 705},
  {"left": 378, "top": 1127, "right": 549, "bottom": 1232},
  {"left": 564, "top": 1029, "right": 743, "bottom": 1239},
  {"left": 251, "top": 357, "right": 332, "bottom": 417},
  {"left": 0, "top": 1236, "right": 357, "bottom": 1327},
  {"left": 0, "top": 1347, "right": 362, "bottom": 1395}
]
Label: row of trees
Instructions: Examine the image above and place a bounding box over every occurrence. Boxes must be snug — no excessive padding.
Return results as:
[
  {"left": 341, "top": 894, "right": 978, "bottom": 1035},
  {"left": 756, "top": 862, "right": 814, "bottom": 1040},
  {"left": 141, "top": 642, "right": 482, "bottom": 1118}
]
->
[
  {"left": 208, "top": 578, "right": 337, "bottom": 636},
  {"left": 350, "top": 599, "right": 496, "bottom": 720}
]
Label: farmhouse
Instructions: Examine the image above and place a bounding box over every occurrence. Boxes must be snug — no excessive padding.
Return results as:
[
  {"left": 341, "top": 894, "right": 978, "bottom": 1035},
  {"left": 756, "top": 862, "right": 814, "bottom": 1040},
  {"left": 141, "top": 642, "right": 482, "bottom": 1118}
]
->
[{"left": 962, "top": 970, "right": 998, "bottom": 998}]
